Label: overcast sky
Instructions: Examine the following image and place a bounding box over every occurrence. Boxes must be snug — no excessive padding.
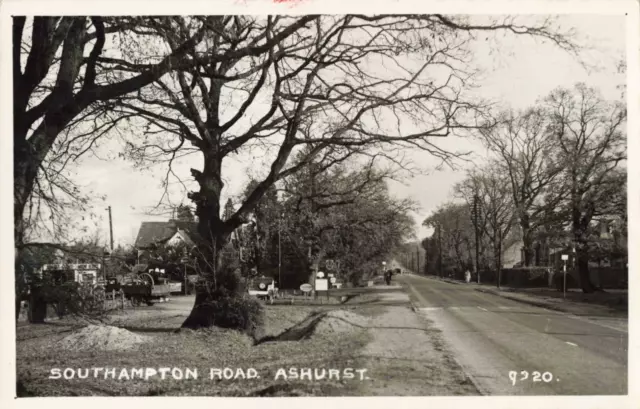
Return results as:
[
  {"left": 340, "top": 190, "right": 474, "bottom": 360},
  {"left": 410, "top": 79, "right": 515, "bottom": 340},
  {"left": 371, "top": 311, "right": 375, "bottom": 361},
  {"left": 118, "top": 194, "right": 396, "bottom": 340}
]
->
[{"left": 58, "top": 14, "right": 626, "bottom": 248}]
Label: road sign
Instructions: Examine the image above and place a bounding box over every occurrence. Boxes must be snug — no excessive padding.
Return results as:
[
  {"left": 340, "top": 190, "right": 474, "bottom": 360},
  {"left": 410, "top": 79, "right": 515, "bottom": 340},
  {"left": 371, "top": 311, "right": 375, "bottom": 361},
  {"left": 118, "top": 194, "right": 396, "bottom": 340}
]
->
[
  {"left": 561, "top": 255, "right": 568, "bottom": 299},
  {"left": 328, "top": 273, "right": 334, "bottom": 278},
  {"left": 316, "top": 271, "right": 325, "bottom": 278},
  {"left": 330, "top": 277, "right": 336, "bottom": 284},
  {"left": 315, "top": 279, "right": 328, "bottom": 291},
  {"left": 300, "top": 283, "right": 312, "bottom": 293}
]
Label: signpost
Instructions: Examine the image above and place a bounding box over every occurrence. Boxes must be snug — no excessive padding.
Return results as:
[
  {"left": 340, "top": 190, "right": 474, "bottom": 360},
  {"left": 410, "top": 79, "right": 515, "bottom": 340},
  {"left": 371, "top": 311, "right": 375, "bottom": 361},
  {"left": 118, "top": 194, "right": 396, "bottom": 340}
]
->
[
  {"left": 315, "top": 279, "right": 328, "bottom": 291},
  {"left": 561, "top": 254, "right": 569, "bottom": 299}
]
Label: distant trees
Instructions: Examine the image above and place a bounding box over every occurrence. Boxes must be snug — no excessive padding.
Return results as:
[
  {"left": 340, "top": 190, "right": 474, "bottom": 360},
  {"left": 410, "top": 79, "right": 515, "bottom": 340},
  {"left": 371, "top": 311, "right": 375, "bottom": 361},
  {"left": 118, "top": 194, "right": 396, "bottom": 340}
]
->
[
  {"left": 423, "top": 202, "right": 475, "bottom": 274},
  {"left": 455, "top": 165, "right": 515, "bottom": 276},
  {"left": 234, "top": 157, "right": 416, "bottom": 288},
  {"left": 424, "top": 83, "right": 626, "bottom": 292}
]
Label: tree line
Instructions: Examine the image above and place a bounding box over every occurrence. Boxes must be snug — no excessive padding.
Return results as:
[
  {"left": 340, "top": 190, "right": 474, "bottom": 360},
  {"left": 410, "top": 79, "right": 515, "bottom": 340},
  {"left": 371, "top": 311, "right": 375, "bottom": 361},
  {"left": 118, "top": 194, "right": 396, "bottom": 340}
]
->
[
  {"left": 422, "top": 83, "right": 627, "bottom": 293},
  {"left": 14, "top": 15, "right": 583, "bottom": 328}
]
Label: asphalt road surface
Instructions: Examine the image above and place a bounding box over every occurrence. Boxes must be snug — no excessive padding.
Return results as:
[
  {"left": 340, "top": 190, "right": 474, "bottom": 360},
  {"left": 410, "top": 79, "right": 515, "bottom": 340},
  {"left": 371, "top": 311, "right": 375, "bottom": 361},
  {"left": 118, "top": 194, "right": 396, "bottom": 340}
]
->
[{"left": 398, "top": 274, "right": 628, "bottom": 395}]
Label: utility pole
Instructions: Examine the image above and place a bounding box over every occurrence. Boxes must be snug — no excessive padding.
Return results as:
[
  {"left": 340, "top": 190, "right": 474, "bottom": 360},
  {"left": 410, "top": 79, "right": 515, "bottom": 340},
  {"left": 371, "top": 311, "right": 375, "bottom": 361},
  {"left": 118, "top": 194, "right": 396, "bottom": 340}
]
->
[
  {"left": 497, "top": 228, "right": 502, "bottom": 289},
  {"left": 107, "top": 206, "right": 114, "bottom": 252},
  {"left": 472, "top": 194, "right": 481, "bottom": 284},
  {"left": 278, "top": 213, "right": 283, "bottom": 288},
  {"left": 437, "top": 223, "right": 443, "bottom": 277},
  {"left": 417, "top": 245, "right": 420, "bottom": 275}
]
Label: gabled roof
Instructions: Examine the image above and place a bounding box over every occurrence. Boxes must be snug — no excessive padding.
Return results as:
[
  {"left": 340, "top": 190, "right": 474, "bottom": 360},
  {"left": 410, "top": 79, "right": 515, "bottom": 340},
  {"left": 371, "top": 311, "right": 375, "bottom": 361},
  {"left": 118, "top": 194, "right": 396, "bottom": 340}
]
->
[{"left": 134, "top": 220, "right": 200, "bottom": 249}]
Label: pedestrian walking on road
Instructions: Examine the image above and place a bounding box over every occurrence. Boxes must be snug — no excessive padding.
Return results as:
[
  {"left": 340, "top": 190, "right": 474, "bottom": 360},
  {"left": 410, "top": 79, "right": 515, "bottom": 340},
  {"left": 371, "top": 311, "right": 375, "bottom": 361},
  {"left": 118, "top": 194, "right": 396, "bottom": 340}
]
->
[{"left": 384, "top": 270, "right": 392, "bottom": 285}]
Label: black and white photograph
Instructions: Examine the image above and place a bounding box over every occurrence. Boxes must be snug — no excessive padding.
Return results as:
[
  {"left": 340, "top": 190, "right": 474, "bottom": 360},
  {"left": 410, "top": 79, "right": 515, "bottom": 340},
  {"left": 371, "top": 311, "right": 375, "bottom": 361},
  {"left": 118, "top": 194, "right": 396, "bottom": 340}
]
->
[{"left": 1, "top": 0, "right": 637, "bottom": 405}]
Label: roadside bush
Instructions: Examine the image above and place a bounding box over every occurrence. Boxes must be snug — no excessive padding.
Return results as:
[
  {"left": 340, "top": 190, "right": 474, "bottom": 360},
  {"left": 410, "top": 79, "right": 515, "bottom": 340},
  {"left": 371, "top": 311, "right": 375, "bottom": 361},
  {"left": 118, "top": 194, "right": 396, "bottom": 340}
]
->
[{"left": 43, "top": 282, "right": 108, "bottom": 318}]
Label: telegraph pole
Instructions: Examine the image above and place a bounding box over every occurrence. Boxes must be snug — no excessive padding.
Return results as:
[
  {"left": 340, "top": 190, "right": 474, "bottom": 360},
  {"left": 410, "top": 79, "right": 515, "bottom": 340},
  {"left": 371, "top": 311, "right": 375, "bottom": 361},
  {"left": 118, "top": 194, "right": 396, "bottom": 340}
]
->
[
  {"left": 278, "top": 213, "right": 283, "bottom": 288},
  {"left": 497, "top": 228, "right": 502, "bottom": 289},
  {"left": 107, "top": 206, "right": 114, "bottom": 251},
  {"left": 472, "top": 194, "right": 481, "bottom": 284},
  {"left": 437, "top": 223, "right": 443, "bottom": 277}
]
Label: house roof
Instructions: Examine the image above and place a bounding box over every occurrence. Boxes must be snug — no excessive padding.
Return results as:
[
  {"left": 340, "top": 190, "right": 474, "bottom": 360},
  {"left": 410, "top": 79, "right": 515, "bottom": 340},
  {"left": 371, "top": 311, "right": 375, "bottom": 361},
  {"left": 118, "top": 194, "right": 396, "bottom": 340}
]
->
[{"left": 134, "top": 220, "right": 200, "bottom": 249}]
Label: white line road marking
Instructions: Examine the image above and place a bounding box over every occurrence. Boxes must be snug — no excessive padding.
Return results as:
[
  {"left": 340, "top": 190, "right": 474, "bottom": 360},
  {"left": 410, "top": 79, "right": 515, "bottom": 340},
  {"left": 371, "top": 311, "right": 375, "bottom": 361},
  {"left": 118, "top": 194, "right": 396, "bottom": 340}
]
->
[
  {"left": 420, "top": 307, "right": 443, "bottom": 311},
  {"left": 499, "top": 306, "right": 510, "bottom": 310},
  {"left": 565, "top": 314, "right": 628, "bottom": 334},
  {"left": 478, "top": 306, "right": 489, "bottom": 312},
  {"left": 565, "top": 341, "right": 578, "bottom": 347}
]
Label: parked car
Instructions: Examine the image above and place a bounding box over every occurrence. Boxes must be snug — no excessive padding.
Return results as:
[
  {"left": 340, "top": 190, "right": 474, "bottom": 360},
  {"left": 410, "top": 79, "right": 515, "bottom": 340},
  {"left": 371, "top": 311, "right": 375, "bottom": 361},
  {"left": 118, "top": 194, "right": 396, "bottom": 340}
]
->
[
  {"left": 120, "top": 273, "right": 171, "bottom": 306},
  {"left": 248, "top": 276, "right": 278, "bottom": 303}
]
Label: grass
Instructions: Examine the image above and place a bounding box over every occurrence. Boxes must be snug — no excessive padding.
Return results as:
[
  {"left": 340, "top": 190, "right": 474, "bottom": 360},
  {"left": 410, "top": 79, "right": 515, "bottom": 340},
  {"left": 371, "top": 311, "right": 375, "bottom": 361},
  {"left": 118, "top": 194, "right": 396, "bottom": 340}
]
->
[{"left": 16, "top": 302, "right": 374, "bottom": 397}]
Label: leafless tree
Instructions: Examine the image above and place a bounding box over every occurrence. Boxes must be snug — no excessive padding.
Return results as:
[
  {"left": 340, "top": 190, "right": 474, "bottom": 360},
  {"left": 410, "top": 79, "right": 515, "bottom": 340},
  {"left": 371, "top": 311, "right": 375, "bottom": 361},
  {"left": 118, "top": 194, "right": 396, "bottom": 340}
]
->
[
  {"left": 13, "top": 16, "right": 307, "bottom": 249},
  {"left": 478, "top": 107, "right": 564, "bottom": 266},
  {"left": 544, "top": 83, "right": 626, "bottom": 292},
  {"left": 14, "top": 15, "right": 580, "bottom": 328},
  {"left": 104, "top": 15, "right": 582, "bottom": 328},
  {"left": 456, "top": 163, "right": 515, "bottom": 281}
]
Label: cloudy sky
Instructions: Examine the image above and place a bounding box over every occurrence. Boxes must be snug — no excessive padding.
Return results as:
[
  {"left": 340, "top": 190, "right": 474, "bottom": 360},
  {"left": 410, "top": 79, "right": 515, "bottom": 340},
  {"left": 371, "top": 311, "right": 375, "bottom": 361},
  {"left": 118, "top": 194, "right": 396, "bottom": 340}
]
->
[{"left": 58, "top": 14, "right": 626, "bottom": 248}]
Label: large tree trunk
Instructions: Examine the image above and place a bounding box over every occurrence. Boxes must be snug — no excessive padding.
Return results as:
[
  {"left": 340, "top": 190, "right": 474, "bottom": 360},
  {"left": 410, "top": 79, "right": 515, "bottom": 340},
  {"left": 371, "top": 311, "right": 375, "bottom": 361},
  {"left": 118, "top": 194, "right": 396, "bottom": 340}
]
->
[
  {"left": 520, "top": 215, "right": 534, "bottom": 266},
  {"left": 571, "top": 192, "right": 596, "bottom": 293},
  {"left": 574, "top": 234, "right": 596, "bottom": 293},
  {"left": 575, "top": 247, "right": 595, "bottom": 293},
  {"left": 181, "top": 154, "right": 240, "bottom": 329}
]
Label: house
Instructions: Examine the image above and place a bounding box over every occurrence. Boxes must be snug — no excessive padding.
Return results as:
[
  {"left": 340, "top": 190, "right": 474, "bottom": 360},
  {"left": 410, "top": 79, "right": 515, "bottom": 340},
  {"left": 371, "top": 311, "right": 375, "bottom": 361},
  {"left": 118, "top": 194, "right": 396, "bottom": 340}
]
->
[
  {"left": 134, "top": 219, "right": 200, "bottom": 250},
  {"left": 500, "top": 214, "right": 626, "bottom": 269}
]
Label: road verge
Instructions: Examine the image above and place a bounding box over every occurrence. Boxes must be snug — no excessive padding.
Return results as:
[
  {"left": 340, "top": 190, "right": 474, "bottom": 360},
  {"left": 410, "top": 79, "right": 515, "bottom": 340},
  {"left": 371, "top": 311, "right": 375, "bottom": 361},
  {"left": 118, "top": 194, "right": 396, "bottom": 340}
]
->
[{"left": 474, "top": 287, "right": 627, "bottom": 318}]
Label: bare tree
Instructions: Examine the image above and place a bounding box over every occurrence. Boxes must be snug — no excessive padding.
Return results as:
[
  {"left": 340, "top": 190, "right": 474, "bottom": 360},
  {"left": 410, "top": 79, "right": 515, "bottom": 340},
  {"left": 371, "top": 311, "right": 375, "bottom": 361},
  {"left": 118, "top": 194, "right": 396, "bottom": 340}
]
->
[
  {"left": 544, "top": 83, "right": 626, "bottom": 292},
  {"left": 456, "top": 163, "right": 515, "bottom": 282},
  {"left": 13, "top": 16, "right": 309, "bottom": 250},
  {"left": 423, "top": 202, "right": 474, "bottom": 274},
  {"left": 478, "top": 107, "right": 564, "bottom": 266},
  {"left": 110, "top": 15, "right": 580, "bottom": 328}
]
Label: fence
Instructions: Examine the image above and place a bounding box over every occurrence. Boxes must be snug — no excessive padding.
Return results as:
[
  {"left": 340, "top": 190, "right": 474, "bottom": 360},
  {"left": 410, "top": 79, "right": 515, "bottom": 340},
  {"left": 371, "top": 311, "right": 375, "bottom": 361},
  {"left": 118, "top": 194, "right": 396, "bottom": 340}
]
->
[
  {"left": 104, "top": 289, "right": 128, "bottom": 311},
  {"left": 478, "top": 266, "right": 628, "bottom": 290}
]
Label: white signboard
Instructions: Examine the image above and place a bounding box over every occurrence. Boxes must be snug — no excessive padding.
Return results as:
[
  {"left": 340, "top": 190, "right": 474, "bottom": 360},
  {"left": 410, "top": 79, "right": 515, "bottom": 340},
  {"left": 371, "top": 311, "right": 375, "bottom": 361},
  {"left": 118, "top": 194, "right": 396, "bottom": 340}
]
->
[
  {"left": 315, "top": 279, "right": 328, "bottom": 291},
  {"left": 328, "top": 273, "right": 334, "bottom": 278},
  {"left": 316, "top": 271, "right": 325, "bottom": 278},
  {"left": 561, "top": 254, "right": 569, "bottom": 261},
  {"left": 300, "top": 283, "right": 313, "bottom": 293},
  {"left": 330, "top": 277, "right": 337, "bottom": 284}
]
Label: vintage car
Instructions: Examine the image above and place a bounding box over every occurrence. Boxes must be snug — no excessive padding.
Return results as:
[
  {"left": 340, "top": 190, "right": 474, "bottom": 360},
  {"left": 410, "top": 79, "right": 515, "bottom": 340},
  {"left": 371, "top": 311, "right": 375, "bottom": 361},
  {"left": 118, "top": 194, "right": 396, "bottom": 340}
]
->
[
  {"left": 248, "top": 276, "right": 278, "bottom": 303},
  {"left": 120, "top": 273, "right": 172, "bottom": 306}
]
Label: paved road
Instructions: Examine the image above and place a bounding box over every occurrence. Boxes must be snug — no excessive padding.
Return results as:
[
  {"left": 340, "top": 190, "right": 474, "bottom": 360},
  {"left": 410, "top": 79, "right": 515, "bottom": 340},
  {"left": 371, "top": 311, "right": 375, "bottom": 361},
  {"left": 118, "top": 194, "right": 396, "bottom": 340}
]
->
[{"left": 398, "top": 274, "right": 628, "bottom": 395}]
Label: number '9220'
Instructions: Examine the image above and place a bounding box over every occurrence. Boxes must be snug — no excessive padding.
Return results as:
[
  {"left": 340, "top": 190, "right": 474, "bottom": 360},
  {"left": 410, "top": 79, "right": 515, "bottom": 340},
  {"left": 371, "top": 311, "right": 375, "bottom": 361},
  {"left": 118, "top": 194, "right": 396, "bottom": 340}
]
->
[{"left": 509, "top": 371, "right": 555, "bottom": 386}]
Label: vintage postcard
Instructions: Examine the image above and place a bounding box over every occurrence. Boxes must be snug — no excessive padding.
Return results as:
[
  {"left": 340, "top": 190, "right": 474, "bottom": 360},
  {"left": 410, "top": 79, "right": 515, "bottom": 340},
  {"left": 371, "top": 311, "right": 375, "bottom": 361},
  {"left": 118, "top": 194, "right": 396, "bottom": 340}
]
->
[{"left": 1, "top": 0, "right": 637, "bottom": 408}]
